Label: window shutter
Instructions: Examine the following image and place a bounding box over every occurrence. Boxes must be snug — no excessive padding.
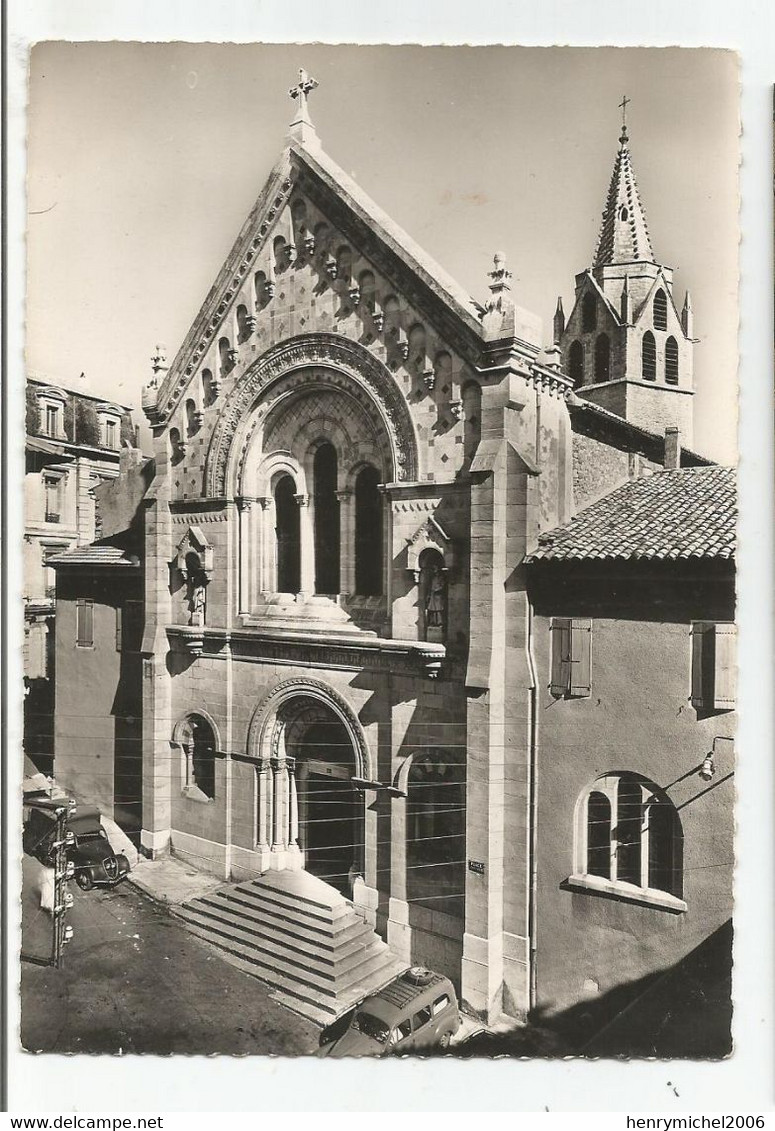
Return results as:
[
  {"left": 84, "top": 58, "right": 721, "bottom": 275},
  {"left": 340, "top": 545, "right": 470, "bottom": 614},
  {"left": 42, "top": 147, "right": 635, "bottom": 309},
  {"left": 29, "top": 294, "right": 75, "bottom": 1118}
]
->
[
  {"left": 713, "top": 623, "right": 737, "bottom": 710},
  {"left": 690, "top": 622, "right": 707, "bottom": 709},
  {"left": 570, "top": 618, "right": 592, "bottom": 697},
  {"left": 116, "top": 606, "right": 123, "bottom": 651},
  {"left": 550, "top": 618, "right": 571, "bottom": 696},
  {"left": 77, "top": 599, "right": 94, "bottom": 647}
]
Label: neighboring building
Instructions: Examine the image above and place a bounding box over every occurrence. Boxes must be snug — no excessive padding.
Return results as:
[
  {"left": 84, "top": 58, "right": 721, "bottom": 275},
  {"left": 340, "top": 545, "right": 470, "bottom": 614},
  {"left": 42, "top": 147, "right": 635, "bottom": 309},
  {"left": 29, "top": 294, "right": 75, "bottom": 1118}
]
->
[
  {"left": 525, "top": 463, "right": 735, "bottom": 1031},
  {"left": 51, "top": 82, "right": 735, "bottom": 1037},
  {"left": 23, "top": 376, "right": 136, "bottom": 773},
  {"left": 49, "top": 449, "right": 151, "bottom": 837}
]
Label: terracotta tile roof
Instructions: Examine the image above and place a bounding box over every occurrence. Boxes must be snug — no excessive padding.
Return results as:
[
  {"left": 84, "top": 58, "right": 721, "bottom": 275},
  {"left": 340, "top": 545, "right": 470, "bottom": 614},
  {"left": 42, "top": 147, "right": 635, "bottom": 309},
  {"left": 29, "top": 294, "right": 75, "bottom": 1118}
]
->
[
  {"left": 49, "top": 544, "right": 140, "bottom": 568},
  {"left": 526, "top": 466, "right": 736, "bottom": 564}
]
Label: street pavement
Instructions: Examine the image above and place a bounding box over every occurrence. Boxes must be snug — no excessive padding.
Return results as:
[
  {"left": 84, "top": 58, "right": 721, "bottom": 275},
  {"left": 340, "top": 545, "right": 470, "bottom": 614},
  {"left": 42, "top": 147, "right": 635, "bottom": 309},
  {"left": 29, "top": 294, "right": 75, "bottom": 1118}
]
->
[{"left": 21, "top": 873, "right": 320, "bottom": 1056}]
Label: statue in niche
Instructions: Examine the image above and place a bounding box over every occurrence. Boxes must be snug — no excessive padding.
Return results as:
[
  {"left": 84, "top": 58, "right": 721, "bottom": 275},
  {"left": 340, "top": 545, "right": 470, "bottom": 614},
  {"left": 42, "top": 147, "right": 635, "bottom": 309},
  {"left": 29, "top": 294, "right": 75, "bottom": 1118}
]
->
[
  {"left": 185, "top": 551, "right": 208, "bottom": 626},
  {"left": 420, "top": 550, "right": 447, "bottom": 642}
]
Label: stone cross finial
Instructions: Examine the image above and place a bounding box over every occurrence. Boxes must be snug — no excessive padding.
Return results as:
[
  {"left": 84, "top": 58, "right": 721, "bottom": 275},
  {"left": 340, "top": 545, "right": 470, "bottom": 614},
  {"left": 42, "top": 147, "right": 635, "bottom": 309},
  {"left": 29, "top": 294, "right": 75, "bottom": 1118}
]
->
[
  {"left": 488, "top": 251, "right": 513, "bottom": 296},
  {"left": 289, "top": 69, "right": 319, "bottom": 133}
]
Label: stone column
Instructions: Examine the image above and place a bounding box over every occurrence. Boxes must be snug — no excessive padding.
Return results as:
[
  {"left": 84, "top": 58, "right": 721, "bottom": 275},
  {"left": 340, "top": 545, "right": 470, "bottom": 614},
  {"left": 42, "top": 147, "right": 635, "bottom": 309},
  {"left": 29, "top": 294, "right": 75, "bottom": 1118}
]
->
[
  {"left": 236, "top": 498, "right": 251, "bottom": 612},
  {"left": 387, "top": 786, "right": 412, "bottom": 962},
  {"left": 257, "top": 497, "right": 272, "bottom": 593},
  {"left": 296, "top": 493, "right": 314, "bottom": 596},
  {"left": 256, "top": 760, "right": 270, "bottom": 851},
  {"left": 336, "top": 488, "right": 353, "bottom": 596},
  {"left": 287, "top": 758, "right": 302, "bottom": 868},
  {"left": 271, "top": 759, "right": 285, "bottom": 853}
]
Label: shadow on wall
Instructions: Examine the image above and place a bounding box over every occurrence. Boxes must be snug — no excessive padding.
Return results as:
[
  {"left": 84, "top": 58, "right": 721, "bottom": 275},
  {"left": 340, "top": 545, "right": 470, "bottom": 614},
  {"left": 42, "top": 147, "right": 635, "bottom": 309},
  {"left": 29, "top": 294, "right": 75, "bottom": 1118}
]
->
[{"left": 451, "top": 919, "right": 733, "bottom": 1060}]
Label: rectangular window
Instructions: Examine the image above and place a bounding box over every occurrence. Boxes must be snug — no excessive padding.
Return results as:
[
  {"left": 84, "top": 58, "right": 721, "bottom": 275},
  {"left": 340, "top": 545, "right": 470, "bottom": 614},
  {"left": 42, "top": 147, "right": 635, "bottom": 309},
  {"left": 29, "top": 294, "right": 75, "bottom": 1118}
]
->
[
  {"left": 412, "top": 1005, "right": 433, "bottom": 1031},
  {"left": 76, "top": 599, "right": 94, "bottom": 648},
  {"left": 550, "top": 617, "right": 592, "bottom": 698},
  {"left": 432, "top": 995, "right": 450, "bottom": 1017},
  {"left": 45, "top": 404, "right": 59, "bottom": 436},
  {"left": 691, "top": 622, "right": 736, "bottom": 711},
  {"left": 105, "top": 419, "right": 117, "bottom": 448},
  {"left": 44, "top": 476, "right": 60, "bottom": 523}
]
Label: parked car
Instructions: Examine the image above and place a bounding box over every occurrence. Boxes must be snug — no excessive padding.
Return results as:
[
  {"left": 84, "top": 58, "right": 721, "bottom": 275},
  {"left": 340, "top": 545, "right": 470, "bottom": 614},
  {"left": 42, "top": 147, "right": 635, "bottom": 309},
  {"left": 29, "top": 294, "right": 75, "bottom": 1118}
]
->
[
  {"left": 318, "top": 966, "right": 461, "bottom": 1057},
  {"left": 23, "top": 803, "right": 130, "bottom": 891}
]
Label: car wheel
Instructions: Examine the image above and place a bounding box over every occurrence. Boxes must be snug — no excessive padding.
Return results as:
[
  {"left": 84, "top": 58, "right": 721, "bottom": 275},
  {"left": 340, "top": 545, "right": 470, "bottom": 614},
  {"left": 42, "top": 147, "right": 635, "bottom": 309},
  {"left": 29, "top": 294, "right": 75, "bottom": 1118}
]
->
[
  {"left": 75, "top": 872, "right": 94, "bottom": 891},
  {"left": 439, "top": 1032, "right": 451, "bottom": 1050}
]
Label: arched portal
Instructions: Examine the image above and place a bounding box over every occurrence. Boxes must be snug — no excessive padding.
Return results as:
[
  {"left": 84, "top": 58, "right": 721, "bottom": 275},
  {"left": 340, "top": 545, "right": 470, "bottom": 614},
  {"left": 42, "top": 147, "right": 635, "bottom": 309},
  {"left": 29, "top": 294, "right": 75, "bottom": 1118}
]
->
[
  {"left": 247, "top": 680, "right": 371, "bottom": 895},
  {"left": 284, "top": 700, "right": 364, "bottom": 893}
]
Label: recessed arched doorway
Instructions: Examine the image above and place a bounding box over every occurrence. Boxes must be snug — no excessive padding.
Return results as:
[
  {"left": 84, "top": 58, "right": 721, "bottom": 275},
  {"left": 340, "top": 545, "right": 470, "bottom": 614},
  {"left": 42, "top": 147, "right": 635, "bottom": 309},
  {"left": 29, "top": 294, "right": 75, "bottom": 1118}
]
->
[{"left": 283, "top": 701, "right": 364, "bottom": 894}]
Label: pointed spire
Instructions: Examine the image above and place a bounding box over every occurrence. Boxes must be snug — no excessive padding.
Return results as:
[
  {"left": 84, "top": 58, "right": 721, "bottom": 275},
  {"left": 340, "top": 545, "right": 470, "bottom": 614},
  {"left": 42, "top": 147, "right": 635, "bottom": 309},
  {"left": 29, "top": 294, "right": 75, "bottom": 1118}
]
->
[
  {"left": 682, "top": 290, "right": 694, "bottom": 338},
  {"left": 288, "top": 68, "right": 320, "bottom": 148},
  {"left": 620, "top": 276, "right": 632, "bottom": 324},
  {"left": 553, "top": 296, "right": 565, "bottom": 343},
  {"left": 593, "top": 102, "right": 654, "bottom": 267}
]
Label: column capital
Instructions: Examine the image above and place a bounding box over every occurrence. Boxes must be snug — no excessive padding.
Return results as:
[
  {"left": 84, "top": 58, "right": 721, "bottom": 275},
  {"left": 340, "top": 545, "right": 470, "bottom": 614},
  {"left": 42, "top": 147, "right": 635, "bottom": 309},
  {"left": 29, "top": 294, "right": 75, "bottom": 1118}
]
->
[
  {"left": 335, "top": 488, "right": 353, "bottom": 502},
  {"left": 294, "top": 492, "right": 309, "bottom": 507}
]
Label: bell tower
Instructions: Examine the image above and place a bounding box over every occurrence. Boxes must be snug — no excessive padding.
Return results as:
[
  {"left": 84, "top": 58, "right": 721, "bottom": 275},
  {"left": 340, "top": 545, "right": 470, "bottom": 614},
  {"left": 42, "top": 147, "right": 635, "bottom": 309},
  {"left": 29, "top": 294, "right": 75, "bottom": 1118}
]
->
[{"left": 557, "top": 100, "right": 695, "bottom": 445}]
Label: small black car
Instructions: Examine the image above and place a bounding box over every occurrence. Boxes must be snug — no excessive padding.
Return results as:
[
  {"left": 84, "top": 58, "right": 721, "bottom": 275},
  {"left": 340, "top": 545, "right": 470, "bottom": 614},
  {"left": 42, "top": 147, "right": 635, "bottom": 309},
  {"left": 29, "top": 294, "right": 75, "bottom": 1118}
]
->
[{"left": 23, "top": 803, "right": 130, "bottom": 891}]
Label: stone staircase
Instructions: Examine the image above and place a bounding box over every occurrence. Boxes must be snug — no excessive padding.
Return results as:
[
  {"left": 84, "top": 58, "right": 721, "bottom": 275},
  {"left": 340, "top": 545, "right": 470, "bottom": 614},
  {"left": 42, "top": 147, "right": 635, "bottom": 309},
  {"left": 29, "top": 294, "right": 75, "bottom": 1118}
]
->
[{"left": 172, "top": 869, "right": 407, "bottom": 1025}]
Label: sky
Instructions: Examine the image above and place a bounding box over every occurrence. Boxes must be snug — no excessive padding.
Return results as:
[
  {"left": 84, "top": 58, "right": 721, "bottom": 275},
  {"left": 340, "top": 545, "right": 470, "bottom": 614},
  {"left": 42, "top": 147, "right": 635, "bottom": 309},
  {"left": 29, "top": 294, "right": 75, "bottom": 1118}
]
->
[{"left": 26, "top": 43, "right": 739, "bottom": 462}]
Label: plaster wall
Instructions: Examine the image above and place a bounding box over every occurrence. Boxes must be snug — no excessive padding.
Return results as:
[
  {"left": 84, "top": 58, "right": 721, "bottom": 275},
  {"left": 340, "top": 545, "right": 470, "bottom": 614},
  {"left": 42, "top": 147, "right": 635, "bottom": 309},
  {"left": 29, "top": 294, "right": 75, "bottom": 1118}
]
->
[{"left": 529, "top": 567, "right": 735, "bottom": 1018}]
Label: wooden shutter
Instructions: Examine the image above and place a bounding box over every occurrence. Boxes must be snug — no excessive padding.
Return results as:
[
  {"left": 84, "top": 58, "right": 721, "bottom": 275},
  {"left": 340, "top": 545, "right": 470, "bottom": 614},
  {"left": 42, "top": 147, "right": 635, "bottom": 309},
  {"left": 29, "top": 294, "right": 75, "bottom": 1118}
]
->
[
  {"left": 550, "top": 618, "right": 571, "bottom": 696},
  {"left": 76, "top": 599, "right": 93, "bottom": 647},
  {"left": 690, "top": 622, "right": 708, "bottom": 709},
  {"left": 713, "top": 623, "right": 737, "bottom": 710},
  {"left": 569, "top": 618, "right": 592, "bottom": 697}
]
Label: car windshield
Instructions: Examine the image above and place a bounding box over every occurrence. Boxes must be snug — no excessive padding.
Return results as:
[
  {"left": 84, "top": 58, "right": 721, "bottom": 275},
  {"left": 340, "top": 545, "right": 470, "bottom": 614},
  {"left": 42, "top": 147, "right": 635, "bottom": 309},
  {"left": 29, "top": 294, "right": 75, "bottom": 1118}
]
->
[
  {"left": 351, "top": 1011, "right": 390, "bottom": 1044},
  {"left": 75, "top": 831, "right": 104, "bottom": 844}
]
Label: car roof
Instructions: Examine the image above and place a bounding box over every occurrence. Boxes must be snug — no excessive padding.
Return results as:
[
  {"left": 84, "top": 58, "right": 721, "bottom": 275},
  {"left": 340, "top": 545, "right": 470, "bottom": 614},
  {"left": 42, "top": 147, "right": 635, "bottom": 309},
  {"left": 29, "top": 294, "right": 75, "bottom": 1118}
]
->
[{"left": 359, "top": 969, "right": 451, "bottom": 1023}]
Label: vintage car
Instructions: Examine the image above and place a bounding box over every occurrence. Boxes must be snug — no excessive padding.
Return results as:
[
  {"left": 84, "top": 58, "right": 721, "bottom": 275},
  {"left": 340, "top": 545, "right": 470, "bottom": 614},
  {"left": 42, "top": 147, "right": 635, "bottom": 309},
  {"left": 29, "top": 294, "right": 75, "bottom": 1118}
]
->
[
  {"left": 23, "top": 802, "right": 130, "bottom": 891},
  {"left": 318, "top": 966, "right": 461, "bottom": 1057}
]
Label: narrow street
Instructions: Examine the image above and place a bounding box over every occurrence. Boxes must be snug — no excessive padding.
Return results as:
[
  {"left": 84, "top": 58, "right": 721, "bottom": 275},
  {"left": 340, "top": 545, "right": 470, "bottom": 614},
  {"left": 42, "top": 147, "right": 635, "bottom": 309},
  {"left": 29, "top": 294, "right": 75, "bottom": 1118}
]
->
[{"left": 21, "top": 870, "right": 320, "bottom": 1056}]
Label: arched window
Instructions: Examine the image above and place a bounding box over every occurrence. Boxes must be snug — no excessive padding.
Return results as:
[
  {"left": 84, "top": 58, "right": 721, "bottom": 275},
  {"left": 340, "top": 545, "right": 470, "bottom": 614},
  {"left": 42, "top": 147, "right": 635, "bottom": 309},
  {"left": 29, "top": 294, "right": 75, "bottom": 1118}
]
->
[
  {"left": 576, "top": 773, "right": 684, "bottom": 904},
  {"left": 594, "top": 334, "right": 611, "bottom": 383},
  {"left": 665, "top": 336, "right": 679, "bottom": 385},
  {"left": 313, "top": 443, "right": 340, "bottom": 595},
  {"left": 358, "top": 270, "right": 376, "bottom": 314},
  {"left": 641, "top": 331, "right": 656, "bottom": 381},
  {"left": 419, "top": 548, "right": 447, "bottom": 642},
  {"left": 407, "top": 750, "right": 466, "bottom": 918},
  {"left": 236, "top": 304, "right": 250, "bottom": 342},
  {"left": 273, "top": 235, "right": 288, "bottom": 274},
  {"left": 169, "top": 427, "right": 184, "bottom": 465},
  {"left": 582, "top": 292, "right": 597, "bottom": 333},
  {"left": 274, "top": 475, "right": 301, "bottom": 594},
  {"left": 336, "top": 245, "right": 352, "bottom": 286},
  {"left": 179, "top": 714, "right": 217, "bottom": 801},
  {"left": 354, "top": 465, "right": 382, "bottom": 596},
  {"left": 568, "top": 340, "right": 584, "bottom": 388},
  {"left": 653, "top": 288, "right": 668, "bottom": 331},
  {"left": 218, "top": 337, "right": 232, "bottom": 379},
  {"left": 202, "top": 369, "right": 215, "bottom": 406}
]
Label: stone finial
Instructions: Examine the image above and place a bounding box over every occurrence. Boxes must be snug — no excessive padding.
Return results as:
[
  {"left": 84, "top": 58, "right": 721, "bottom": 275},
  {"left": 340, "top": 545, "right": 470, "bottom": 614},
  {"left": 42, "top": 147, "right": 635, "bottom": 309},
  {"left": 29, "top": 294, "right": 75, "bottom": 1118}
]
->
[
  {"left": 488, "top": 251, "right": 513, "bottom": 299},
  {"left": 682, "top": 290, "right": 694, "bottom": 338},
  {"left": 288, "top": 68, "right": 320, "bottom": 148},
  {"left": 151, "top": 345, "right": 168, "bottom": 376},
  {"left": 553, "top": 296, "right": 565, "bottom": 344}
]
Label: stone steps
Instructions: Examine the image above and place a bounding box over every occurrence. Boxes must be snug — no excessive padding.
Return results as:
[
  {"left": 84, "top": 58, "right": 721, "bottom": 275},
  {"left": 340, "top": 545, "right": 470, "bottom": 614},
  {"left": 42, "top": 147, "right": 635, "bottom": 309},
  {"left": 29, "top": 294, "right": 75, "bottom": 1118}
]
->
[{"left": 172, "top": 871, "right": 407, "bottom": 1024}]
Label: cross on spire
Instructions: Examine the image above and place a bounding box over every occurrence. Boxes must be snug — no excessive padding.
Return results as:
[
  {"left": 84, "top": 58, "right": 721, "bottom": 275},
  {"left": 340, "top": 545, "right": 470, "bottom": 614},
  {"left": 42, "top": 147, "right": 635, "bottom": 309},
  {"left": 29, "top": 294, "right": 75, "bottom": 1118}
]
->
[{"left": 619, "top": 94, "right": 630, "bottom": 142}]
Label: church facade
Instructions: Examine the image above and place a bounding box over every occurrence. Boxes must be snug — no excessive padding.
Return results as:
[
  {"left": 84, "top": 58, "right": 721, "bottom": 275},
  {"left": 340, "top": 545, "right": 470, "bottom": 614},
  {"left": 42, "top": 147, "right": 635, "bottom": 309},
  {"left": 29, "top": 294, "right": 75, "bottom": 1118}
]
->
[{"left": 112, "top": 81, "right": 734, "bottom": 1028}]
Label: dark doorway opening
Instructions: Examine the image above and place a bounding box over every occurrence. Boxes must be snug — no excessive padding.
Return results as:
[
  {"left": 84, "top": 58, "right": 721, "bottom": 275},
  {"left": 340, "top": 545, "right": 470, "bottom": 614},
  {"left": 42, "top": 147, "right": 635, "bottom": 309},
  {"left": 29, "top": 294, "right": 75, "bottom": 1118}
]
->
[{"left": 354, "top": 465, "right": 383, "bottom": 596}]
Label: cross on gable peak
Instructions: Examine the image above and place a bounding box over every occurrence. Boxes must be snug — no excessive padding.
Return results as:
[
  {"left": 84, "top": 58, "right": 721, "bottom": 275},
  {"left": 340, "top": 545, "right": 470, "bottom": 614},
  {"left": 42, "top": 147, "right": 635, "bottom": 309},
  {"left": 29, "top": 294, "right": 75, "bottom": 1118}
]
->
[{"left": 288, "top": 68, "right": 321, "bottom": 147}]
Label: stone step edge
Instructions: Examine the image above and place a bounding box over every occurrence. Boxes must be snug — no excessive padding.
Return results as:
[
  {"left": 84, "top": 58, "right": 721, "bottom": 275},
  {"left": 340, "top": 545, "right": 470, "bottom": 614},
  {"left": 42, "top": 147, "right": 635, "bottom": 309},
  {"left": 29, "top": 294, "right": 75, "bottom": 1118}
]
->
[{"left": 212, "top": 886, "right": 363, "bottom": 936}]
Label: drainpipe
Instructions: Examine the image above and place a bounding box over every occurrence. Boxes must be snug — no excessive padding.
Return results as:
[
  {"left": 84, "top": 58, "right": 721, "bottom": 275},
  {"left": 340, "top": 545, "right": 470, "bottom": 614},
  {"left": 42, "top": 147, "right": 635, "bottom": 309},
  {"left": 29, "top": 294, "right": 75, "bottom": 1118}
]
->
[{"left": 526, "top": 596, "right": 539, "bottom": 1013}]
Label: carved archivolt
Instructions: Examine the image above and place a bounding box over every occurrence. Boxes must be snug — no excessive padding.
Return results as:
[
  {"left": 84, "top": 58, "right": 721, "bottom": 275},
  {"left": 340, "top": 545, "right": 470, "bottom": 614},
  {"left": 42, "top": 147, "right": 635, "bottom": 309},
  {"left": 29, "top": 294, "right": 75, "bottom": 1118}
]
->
[
  {"left": 204, "top": 333, "right": 419, "bottom": 497},
  {"left": 246, "top": 676, "right": 373, "bottom": 780}
]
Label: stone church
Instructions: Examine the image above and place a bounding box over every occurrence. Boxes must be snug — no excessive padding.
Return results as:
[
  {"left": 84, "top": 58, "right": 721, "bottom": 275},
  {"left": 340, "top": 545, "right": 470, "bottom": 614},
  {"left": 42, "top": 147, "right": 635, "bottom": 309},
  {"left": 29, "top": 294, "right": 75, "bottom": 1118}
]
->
[{"left": 53, "top": 76, "right": 734, "bottom": 1036}]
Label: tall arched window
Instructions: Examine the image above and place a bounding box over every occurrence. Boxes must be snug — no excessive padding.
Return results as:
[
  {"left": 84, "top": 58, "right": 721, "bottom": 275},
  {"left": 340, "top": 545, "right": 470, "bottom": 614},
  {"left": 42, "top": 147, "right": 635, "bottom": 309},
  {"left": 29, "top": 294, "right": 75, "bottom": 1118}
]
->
[
  {"left": 642, "top": 331, "right": 656, "bottom": 381},
  {"left": 653, "top": 288, "right": 668, "bottom": 331},
  {"left": 274, "top": 475, "right": 301, "bottom": 594},
  {"left": 576, "top": 772, "right": 684, "bottom": 905},
  {"left": 582, "top": 292, "right": 597, "bottom": 333},
  {"left": 665, "top": 336, "right": 679, "bottom": 385},
  {"left": 313, "top": 443, "right": 340, "bottom": 595},
  {"left": 407, "top": 750, "right": 466, "bottom": 918},
  {"left": 568, "top": 340, "right": 584, "bottom": 387},
  {"left": 594, "top": 334, "right": 611, "bottom": 383},
  {"left": 354, "top": 466, "right": 382, "bottom": 596}
]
